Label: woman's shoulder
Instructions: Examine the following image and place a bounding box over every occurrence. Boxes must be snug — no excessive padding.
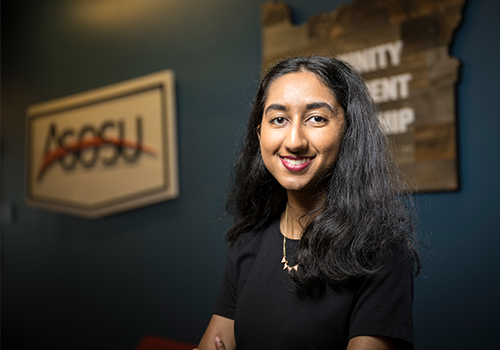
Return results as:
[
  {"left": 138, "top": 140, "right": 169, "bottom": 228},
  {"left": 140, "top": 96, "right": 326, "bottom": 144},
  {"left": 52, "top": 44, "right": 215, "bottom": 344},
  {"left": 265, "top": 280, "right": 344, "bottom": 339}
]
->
[
  {"left": 227, "top": 218, "right": 278, "bottom": 258},
  {"left": 369, "top": 240, "right": 418, "bottom": 280}
]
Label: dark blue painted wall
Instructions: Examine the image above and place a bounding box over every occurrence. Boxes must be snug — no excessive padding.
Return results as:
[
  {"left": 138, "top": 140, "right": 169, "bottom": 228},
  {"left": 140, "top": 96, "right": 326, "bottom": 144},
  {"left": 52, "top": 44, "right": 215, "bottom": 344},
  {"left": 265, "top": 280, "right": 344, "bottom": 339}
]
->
[{"left": 2, "top": 0, "right": 499, "bottom": 349}]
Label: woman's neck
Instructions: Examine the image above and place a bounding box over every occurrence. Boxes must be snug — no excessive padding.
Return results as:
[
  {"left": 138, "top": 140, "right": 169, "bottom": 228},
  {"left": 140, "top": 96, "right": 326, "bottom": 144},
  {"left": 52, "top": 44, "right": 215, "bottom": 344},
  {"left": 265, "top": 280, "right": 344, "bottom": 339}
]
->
[{"left": 281, "top": 191, "right": 324, "bottom": 240}]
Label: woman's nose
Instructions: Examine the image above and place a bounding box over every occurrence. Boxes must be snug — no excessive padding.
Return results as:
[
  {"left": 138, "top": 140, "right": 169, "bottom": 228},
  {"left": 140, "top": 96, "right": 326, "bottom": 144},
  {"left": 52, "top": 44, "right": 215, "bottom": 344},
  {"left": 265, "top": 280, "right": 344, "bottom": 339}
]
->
[{"left": 284, "top": 122, "right": 308, "bottom": 152}]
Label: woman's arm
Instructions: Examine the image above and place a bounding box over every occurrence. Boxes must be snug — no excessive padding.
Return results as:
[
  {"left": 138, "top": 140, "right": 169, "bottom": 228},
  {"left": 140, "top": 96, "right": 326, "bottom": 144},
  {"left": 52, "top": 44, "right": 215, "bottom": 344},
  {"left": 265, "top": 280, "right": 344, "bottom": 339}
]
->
[
  {"left": 195, "top": 314, "right": 236, "bottom": 350},
  {"left": 347, "top": 335, "right": 395, "bottom": 350}
]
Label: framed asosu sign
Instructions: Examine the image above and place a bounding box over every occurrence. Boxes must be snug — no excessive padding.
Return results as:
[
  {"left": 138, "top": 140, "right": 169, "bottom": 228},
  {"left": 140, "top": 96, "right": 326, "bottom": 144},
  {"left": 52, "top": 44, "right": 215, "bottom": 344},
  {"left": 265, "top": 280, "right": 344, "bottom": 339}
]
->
[{"left": 26, "top": 70, "right": 179, "bottom": 219}]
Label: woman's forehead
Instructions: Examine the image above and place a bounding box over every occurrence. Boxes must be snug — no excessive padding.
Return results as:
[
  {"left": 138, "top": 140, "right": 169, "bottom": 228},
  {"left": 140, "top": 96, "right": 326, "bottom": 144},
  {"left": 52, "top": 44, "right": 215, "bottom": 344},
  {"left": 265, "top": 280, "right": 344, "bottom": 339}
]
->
[{"left": 264, "top": 71, "right": 338, "bottom": 107}]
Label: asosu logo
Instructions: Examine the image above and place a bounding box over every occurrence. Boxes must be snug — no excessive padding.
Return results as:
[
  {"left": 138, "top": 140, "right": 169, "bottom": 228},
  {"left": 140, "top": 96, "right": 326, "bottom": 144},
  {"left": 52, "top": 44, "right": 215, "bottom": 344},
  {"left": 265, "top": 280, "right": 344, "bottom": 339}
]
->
[{"left": 37, "top": 116, "right": 157, "bottom": 180}]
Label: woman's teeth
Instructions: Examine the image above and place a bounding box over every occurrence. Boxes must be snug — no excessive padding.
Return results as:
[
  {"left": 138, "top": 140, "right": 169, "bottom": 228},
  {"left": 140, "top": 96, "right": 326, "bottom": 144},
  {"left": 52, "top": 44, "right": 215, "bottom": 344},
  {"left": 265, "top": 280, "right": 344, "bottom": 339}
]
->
[{"left": 284, "top": 158, "right": 311, "bottom": 165}]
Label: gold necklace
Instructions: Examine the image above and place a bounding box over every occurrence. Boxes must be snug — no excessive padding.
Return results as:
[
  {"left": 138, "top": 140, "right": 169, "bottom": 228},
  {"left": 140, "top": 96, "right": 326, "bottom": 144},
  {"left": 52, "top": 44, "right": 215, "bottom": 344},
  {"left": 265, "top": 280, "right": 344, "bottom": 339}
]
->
[{"left": 281, "top": 204, "right": 299, "bottom": 272}]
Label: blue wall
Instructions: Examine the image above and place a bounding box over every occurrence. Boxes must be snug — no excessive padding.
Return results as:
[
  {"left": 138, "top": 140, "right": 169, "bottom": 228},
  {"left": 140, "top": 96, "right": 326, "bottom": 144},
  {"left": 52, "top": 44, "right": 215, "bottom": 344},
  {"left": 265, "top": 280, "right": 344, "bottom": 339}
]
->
[{"left": 2, "top": 0, "right": 499, "bottom": 349}]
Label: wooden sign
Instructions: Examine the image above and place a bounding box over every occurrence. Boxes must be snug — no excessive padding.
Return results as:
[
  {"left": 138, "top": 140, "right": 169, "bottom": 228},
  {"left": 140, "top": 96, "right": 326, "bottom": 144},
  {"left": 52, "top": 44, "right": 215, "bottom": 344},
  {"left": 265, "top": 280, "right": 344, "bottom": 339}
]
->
[{"left": 261, "top": 0, "right": 466, "bottom": 192}]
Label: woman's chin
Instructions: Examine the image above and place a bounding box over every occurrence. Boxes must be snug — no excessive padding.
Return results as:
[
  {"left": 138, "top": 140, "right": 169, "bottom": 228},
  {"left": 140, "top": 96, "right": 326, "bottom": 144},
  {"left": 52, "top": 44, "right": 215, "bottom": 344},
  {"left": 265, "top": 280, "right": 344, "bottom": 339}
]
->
[{"left": 279, "top": 180, "right": 319, "bottom": 195}]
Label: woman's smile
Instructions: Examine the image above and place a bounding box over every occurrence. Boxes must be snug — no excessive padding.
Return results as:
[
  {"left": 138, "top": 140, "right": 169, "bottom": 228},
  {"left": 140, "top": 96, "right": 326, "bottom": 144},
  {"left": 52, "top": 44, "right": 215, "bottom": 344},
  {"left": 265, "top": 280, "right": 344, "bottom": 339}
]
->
[
  {"left": 279, "top": 156, "right": 315, "bottom": 172},
  {"left": 258, "top": 71, "right": 346, "bottom": 194}
]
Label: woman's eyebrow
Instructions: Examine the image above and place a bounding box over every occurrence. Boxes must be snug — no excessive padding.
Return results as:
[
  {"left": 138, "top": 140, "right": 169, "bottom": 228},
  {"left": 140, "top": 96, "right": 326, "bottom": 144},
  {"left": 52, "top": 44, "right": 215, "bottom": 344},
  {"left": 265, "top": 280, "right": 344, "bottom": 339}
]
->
[
  {"left": 305, "top": 102, "right": 335, "bottom": 113},
  {"left": 264, "top": 102, "right": 338, "bottom": 116},
  {"left": 264, "top": 103, "right": 287, "bottom": 115}
]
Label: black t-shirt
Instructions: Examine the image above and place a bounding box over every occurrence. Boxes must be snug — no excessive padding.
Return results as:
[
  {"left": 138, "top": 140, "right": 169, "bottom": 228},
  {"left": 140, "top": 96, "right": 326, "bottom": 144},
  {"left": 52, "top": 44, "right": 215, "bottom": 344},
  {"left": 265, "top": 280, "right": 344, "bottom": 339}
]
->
[{"left": 214, "top": 218, "right": 414, "bottom": 350}]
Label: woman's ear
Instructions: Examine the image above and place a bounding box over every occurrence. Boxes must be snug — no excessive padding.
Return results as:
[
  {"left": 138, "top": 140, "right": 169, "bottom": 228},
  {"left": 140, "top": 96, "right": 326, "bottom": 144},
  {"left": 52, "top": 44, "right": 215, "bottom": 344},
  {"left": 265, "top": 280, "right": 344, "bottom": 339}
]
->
[{"left": 256, "top": 124, "right": 261, "bottom": 140}]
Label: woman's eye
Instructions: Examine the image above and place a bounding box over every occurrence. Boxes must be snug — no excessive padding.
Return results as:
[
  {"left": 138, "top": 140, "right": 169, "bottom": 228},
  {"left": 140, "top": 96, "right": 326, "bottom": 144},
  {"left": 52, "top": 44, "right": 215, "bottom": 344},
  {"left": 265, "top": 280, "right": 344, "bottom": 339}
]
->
[
  {"left": 272, "top": 117, "right": 286, "bottom": 125},
  {"left": 309, "top": 116, "right": 327, "bottom": 124}
]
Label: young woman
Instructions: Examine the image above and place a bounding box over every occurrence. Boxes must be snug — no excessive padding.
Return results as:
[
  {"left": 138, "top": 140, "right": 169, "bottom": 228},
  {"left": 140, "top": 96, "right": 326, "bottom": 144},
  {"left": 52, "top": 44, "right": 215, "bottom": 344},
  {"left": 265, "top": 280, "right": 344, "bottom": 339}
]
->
[{"left": 196, "top": 56, "right": 420, "bottom": 350}]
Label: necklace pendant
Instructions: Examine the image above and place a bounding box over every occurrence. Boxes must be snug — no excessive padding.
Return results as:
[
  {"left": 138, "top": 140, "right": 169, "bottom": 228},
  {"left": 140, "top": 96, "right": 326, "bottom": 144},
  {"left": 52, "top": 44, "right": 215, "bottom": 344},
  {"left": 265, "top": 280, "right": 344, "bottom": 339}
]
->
[
  {"left": 282, "top": 259, "right": 299, "bottom": 273},
  {"left": 281, "top": 205, "right": 299, "bottom": 273},
  {"left": 285, "top": 263, "right": 299, "bottom": 273},
  {"left": 281, "top": 258, "right": 290, "bottom": 271}
]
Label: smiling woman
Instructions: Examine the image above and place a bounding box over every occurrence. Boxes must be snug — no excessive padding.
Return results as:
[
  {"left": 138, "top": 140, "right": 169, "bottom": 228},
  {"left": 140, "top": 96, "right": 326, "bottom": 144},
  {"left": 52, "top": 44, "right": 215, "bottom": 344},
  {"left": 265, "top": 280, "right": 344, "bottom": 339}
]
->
[
  {"left": 258, "top": 71, "right": 346, "bottom": 200},
  {"left": 196, "top": 56, "right": 420, "bottom": 350}
]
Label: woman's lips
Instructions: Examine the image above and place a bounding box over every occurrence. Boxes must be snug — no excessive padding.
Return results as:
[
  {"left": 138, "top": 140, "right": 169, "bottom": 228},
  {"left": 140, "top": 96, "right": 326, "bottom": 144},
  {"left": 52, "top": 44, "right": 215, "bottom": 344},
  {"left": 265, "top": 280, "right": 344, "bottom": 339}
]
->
[{"left": 280, "top": 156, "right": 314, "bottom": 172}]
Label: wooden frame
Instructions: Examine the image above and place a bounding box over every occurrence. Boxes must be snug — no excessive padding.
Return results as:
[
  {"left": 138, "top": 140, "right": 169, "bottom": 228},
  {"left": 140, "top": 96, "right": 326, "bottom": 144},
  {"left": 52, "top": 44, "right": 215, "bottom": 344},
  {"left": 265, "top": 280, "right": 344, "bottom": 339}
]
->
[{"left": 25, "top": 70, "right": 179, "bottom": 218}]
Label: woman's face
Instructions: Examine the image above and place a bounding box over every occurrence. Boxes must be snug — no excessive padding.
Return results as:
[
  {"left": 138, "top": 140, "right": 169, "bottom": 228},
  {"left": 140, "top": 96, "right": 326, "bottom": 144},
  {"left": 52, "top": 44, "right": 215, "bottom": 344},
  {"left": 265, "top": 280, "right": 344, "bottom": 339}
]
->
[{"left": 258, "top": 71, "right": 345, "bottom": 195}]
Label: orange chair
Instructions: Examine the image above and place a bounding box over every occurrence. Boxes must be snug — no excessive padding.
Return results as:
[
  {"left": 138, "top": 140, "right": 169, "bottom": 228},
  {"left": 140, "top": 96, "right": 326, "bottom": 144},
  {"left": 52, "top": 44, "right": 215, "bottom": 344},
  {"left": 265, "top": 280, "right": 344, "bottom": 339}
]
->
[{"left": 135, "top": 335, "right": 197, "bottom": 350}]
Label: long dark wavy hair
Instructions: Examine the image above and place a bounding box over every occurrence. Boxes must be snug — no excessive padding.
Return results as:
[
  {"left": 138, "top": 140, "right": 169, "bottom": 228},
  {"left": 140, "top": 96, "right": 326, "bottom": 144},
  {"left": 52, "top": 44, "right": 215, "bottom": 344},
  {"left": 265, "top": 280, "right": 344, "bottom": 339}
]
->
[{"left": 226, "top": 56, "right": 420, "bottom": 294}]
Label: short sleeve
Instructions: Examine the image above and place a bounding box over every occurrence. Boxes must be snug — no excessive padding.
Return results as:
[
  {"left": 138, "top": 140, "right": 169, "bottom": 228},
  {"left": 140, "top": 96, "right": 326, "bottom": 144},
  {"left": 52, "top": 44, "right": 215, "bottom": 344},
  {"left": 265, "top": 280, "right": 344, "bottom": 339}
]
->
[
  {"left": 212, "top": 233, "right": 261, "bottom": 320},
  {"left": 349, "top": 246, "right": 415, "bottom": 349},
  {"left": 213, "top": 248, "right": 238, "bottom": 319}
]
